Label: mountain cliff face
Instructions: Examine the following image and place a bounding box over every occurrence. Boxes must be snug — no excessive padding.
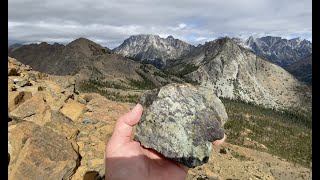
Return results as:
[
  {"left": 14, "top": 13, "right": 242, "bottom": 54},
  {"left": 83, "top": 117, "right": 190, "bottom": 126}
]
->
[
  {"left": 167, "top": 37, "right": 311, "bottom": 112},
  {"left": 113, "top": 34, "right": 195, "bottom": 68},
  {"left": 245, "top": 36, "right": 312, "bottom": 68}
]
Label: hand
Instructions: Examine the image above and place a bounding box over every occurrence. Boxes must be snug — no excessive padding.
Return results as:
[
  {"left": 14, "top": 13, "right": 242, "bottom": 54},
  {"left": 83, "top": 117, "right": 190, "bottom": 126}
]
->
[{"left": 105, "top": 104, "right": 225, "bottom": 180}]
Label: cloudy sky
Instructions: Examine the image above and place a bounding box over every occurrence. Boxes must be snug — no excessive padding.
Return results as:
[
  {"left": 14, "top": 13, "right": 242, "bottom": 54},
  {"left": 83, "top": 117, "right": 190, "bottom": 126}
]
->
[{"left": 9, "top": 0, "right": 312, "bottom": 48}]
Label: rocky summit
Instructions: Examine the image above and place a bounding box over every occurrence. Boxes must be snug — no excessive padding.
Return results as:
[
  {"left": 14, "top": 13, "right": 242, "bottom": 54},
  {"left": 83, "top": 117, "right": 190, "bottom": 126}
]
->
[
  {"left": 134, "top": 83, "right": 228, "bottom": 168},
  {"left": 113, "top": 34, "right": 195, "bottom": 68}
]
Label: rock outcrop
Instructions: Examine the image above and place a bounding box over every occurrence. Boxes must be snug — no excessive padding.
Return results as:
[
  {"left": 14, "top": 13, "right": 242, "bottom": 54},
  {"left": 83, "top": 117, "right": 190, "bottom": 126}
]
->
[
  {"left": 8, "top": 57, "right": 132, "bottom": 179},
  {"left": 8, "top": 121, "right": 80, "bottom": 180},
  {"left": 134, "top": 83, "right": 227, "bottom": 168}
]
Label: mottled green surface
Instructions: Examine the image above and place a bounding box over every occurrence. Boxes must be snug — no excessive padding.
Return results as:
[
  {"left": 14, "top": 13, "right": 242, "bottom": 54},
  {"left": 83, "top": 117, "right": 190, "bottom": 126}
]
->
[{"left": 134, "top": 83, "right": 228, "bottom": 168}]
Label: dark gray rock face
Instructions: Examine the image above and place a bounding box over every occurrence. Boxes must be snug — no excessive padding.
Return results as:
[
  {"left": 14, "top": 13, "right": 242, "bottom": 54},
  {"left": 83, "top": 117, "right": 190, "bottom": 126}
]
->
[{"left": 134, "top": 83, "right": 228, "bottom": 168}]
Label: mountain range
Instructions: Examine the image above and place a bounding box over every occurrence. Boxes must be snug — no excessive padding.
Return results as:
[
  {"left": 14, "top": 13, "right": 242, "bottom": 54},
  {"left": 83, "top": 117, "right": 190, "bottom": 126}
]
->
[
  {"left": 8, "top": 37, "right": 184, "bottom": 90},
  {"left": 8, "top": 35, "right": 311, "bottom": 113},
  {"left": 243, "top": 36, "right": 312, "bottom": 84},
  {"left": 112, "top": 35, "right": 312, "bottom": 85},
  {"left": 166, "top": 37, "right": 311, "bottom": 112}
]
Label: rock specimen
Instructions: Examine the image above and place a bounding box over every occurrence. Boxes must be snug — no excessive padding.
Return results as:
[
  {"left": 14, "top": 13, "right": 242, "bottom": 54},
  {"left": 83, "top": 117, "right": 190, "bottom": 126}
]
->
[{"left": 134, "top": 83, "right": 228, "bottom": 168}]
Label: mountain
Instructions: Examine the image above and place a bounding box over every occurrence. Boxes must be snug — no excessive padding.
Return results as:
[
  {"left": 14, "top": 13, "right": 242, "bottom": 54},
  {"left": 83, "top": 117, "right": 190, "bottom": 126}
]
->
[
  {"left": 113, "top": 34, "right": 195, "bottom": 68},
  {"left": 8, "top": 37, "right": 185, "bottom": 92},
  {"left": 287, "top": 54, "right": 312, "bottom": 85},
  {"left": 8, "top": 43, "right": 23, "bottom": 53},
  {"left": 244, "top": 36, "right": 312, "bottom": 68},
  {"left": 243, "top": 36, "right": 312, "bottom": 85},
  {"left": 166, "top": 37, "right": 311, "bottom": 112}
]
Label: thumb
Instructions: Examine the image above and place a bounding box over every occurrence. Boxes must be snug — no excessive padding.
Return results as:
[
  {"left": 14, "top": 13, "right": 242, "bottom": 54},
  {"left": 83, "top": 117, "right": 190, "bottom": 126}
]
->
[{"left": 107, "top": 104, "right": 143, "bottom": 151}]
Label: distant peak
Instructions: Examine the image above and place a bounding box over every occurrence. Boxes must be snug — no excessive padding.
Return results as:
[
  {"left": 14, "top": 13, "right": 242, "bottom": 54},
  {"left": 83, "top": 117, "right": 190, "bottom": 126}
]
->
[
  {"left": 73, "top": 37, "right": 91, "bottom": 42},
  {"left": 167, "top": 35, "right": 174, "bottom": 39},
  {"left": 67, "top": 37, "right": 97, "bottom": 47}
]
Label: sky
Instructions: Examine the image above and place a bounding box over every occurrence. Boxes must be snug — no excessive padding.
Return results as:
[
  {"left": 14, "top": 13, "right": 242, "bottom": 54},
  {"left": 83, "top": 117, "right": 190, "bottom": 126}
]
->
[{"left": 8, "top": 0, "right": 312, "bottom": 49}]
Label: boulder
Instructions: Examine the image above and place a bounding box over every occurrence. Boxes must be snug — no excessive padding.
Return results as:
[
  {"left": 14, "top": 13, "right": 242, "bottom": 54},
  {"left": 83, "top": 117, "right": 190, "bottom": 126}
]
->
[
  {"left": 134, "top": 83, "right": 228, "bottom": 168},
  {"left": 8, "top": 91, "right": 32, "bottom": 112},
  {"left": 60, "top": 99, "right": 86, "bottom": 122},
  {"left": 12, "top": 77, "right": 31, "bottom": 87},
  {"left": 42, "top": 90, "right": 73, "bottom": 111},
  {"left": 8, "top": 121, "right": 79, "bottom": 180},
  {"left": 9, "top": 92, "right": 50, "bottom": 125}
]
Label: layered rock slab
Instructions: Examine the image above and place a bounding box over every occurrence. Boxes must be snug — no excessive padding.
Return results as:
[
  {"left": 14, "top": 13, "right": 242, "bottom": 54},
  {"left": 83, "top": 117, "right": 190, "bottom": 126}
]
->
[
  {"left": 8, "top": 121, "right": 80, "bottom": 180},
  {"left": 134, "top": 83, "right": 228, "bottom": 168}
]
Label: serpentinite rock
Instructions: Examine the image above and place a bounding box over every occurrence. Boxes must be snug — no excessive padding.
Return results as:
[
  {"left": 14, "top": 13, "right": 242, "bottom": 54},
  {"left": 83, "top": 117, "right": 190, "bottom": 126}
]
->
[{"left": 134, "top": 83, "right": 228, "bottom": 168}]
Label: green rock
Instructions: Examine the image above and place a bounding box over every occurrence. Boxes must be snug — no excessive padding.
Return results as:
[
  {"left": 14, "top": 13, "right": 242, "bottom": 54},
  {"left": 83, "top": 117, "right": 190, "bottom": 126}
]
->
[{"left": 134, "top": 83, "right": 228, "bottom": 168}]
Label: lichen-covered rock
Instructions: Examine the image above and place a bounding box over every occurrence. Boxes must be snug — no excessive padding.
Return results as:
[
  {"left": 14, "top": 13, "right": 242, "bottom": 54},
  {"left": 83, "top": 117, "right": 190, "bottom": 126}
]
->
[{"left": 134, "top": 83, "right": 228, "bottom": 168}]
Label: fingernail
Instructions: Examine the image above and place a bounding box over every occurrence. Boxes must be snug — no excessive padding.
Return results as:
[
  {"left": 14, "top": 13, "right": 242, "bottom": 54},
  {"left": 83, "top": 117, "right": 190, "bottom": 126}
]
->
[{"left": 132, "top": 103, "right": 142, "bottom": 112}]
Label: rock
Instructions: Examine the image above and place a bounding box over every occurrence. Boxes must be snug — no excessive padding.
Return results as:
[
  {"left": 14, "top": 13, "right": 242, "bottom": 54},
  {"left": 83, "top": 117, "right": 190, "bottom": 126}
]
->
[
  {"left": 8, "top": 121, "right": 79, "bottom": 180},
  {"left": 71, "top": 93, "right": 132, "bottom": 179},
  {"left": 44, "top": 120, "right": 80, "bottom": 153},
  {"left": 8, "top": 68, "right": 20, "bottom": 76},
  {"left": 42, "top": 90, "right": 74, "bottom": 111},
  {"left": 81, "top": 118, "right": 98, "bottom": 124},
  {"left": 219, "top": 148, "right": 228, "bottom": 154},
  {"left": 27, "top": 72, "right": 38, "bottom": 81},
  {"left": 9, "top": 93, "right": 49, "bottom": 125},
  {"left": 60, "top": 99, "right": 86, "bottom": 122},
  {"left": 12, "top": 77, "right": 31, "bottom": 87},
  {"left": 134, "top": 83, "right": 228, "bottom": 168},
  {"left": 8, "top": 91, "right": 32, "bottom": 112},
  {"left": 83, "top": 171, "right": 103, "bottom": 180}
]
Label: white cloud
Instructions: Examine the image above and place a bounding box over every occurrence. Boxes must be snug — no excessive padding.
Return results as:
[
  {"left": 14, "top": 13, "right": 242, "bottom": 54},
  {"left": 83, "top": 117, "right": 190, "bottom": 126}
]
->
[
  {"left": 178, "top": 23, "right": 187, "bottom": 29},
  {"left": 8, "top": 0, "right": 312, "bottom": 48}
]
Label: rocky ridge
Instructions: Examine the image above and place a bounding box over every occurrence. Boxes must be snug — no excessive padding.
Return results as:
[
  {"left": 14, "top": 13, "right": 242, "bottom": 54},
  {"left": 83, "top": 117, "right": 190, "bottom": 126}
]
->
[
  {"left": 113, "top": 34, "right": 195, "bottom": 68},
  {"left": 8, "top": 56, "right": 132, "bottom": 179},
  {"left": 8, "top": 57, "right": 311, "bottom": 179},
  {"left": 8, "top": 37, "right": 184, "bottom": 91},
  {"left": 244, "top": 36, "right": 312, "bottom": 68},
  {"left": 243, "top": 36, "right": 312, "bottom": 85}
]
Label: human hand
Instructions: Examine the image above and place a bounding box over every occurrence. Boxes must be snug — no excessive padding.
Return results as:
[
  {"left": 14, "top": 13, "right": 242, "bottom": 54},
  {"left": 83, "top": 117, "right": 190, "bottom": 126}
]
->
[{"left": 105, "top": 104, "right": 225, "bottom": 180}]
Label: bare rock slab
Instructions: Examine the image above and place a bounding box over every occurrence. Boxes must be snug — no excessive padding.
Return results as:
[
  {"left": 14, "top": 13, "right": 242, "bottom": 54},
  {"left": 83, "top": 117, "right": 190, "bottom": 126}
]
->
[
  {"left": 8, "top": 121, "right": 80, "bottom": 180},
  {"left": 134, "top": 83, "right": 228, "bottom": 168}
]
